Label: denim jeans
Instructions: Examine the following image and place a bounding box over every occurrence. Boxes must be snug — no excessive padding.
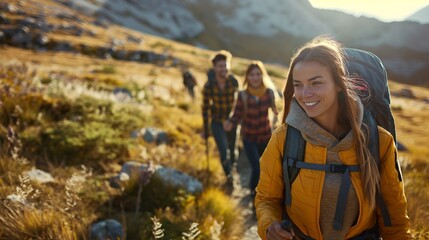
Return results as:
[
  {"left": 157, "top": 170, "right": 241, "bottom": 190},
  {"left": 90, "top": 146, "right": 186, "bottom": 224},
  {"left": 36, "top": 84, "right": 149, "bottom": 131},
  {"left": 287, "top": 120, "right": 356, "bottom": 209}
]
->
[
  {"left": 242, "top": 139, "right": 268, "bottom": 192},
  {"left": 211, "top": 121, "right": 237, "bottom": 177}
]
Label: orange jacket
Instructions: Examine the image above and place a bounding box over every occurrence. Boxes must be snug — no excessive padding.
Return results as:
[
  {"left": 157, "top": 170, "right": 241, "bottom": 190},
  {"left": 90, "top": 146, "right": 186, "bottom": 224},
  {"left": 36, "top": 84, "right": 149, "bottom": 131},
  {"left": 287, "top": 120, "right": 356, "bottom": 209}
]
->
[{"left": 255, "top": 124, "right": 411, "bottom": 240}]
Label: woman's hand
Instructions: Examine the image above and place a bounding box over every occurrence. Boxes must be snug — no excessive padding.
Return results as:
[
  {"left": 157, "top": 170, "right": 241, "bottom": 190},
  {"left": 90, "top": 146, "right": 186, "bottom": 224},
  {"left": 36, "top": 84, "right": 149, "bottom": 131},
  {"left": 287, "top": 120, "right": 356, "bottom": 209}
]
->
[
  {"left": 223, "top": 120, "right": 233, "bottom": 131},
  {"left": 266, "top": 221, "right": 295, "bottom": 240}
]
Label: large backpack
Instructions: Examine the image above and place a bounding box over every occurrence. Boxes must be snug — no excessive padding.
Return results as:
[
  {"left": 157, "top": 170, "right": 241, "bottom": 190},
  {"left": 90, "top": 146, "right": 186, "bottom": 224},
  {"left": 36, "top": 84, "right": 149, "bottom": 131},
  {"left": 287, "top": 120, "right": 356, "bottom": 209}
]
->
[{"left": 282, "top": 48, "right": 401, "bottom": 231}]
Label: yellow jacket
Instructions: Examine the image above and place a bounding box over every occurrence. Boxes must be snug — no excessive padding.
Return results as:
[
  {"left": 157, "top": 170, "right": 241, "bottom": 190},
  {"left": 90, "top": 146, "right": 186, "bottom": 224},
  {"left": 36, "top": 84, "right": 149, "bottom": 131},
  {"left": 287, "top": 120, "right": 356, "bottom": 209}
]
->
[{"left": 255, "top": 124, "right": 411, "bottom": 240}]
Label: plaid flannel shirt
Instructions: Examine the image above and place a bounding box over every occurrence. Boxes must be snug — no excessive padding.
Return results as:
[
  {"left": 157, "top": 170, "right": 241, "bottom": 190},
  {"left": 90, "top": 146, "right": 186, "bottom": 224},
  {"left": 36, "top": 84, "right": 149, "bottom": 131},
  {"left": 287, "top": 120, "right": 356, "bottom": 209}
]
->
[
  {"left": 229, "top": 89, "right": 275, "bottom": 143},
  {"left": 202, "top": 75, "right": 238, "bottom": 134}
]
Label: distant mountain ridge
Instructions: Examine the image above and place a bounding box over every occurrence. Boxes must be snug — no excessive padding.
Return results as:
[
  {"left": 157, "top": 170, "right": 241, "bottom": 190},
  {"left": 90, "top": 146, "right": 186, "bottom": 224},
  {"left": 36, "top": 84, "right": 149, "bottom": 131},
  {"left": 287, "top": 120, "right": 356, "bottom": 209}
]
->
[
  {"left": 64, "top": 0, "right": 429, "bottom": 84},
  {"left": 405, "top": 5, "right": 429, "bottom": 24}
]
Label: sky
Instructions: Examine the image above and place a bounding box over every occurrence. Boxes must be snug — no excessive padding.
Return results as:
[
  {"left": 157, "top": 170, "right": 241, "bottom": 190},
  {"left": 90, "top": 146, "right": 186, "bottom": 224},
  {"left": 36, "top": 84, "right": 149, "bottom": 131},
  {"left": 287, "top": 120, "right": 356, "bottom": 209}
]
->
[{"left": 309, "top": 0, "right": 429, "bottom": 22}]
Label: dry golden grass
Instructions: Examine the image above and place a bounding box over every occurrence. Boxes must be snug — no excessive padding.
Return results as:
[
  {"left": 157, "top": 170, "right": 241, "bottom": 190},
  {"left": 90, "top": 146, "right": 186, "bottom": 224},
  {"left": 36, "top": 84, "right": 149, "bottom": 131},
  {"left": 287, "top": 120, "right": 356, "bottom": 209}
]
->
[
  {"left": 388, "top": 81, "right": 429, "bottom": 237},
  {"left": 0, "top": 201, "right": 83, "bottom": 240},
  {"left": 197, "top": 188, "right": 244, "bottom": 239}
]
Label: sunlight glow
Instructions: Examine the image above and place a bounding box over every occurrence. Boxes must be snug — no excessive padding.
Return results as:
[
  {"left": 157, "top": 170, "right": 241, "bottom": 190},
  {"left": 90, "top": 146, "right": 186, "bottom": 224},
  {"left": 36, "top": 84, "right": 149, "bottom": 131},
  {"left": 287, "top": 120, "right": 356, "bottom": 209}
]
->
[{"left": 309, "top": 0, "right": 429, "bottom": 22}]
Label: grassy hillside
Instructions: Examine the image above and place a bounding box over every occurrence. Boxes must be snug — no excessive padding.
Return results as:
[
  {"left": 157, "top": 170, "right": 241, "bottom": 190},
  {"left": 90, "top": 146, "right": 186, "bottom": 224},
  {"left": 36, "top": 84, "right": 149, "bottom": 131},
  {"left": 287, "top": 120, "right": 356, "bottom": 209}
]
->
[{"left": 1, "top": 0, "right": 428, "bottom": 239}]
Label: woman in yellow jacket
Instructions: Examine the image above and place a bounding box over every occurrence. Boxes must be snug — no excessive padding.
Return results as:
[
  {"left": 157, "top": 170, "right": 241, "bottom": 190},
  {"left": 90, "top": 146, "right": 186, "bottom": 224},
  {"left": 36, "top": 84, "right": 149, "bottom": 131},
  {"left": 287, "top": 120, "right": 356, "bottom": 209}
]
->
[{"left": 255, "top": 36, "right": 411, "bottom": 240}]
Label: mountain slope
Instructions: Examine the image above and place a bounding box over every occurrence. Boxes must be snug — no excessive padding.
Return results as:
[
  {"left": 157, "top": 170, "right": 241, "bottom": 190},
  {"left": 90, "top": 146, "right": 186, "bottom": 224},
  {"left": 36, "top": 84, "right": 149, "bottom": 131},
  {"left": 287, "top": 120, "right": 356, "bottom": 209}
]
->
[
  {"left": 405, "top": 5, "right": 429, "bottom": 24},
  {"left": 62, "top": 0, "right": 429, "bottom": 85}
]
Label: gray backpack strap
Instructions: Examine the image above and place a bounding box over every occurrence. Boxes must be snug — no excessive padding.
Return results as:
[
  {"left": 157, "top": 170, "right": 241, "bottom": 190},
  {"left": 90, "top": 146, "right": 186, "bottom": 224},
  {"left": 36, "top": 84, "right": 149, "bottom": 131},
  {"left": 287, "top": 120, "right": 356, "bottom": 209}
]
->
[
  {"left": 240, "top": 91, "right": 248, "bottom": 120},
  {"left": 363, "top": 108, "right": 392, "bottom": 227},
  {"left": 333, "top": 167, "right": 354, "bottom": 230},
  {"left": 268, "top": 89, "right": 276, "bottom": 110},
  {"left": 283, "top": 125, "right": 305, "bottom": 206},
  {"left": 285, "top": 157, "right": 360, "bottom": 230}
]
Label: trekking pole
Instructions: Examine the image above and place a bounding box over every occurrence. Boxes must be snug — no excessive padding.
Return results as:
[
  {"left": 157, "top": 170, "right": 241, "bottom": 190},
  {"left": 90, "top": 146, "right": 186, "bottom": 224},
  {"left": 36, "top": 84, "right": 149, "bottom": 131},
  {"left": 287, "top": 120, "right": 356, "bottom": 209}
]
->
[
  {"left": 281, "top": 219, "right": 294, "bottom": 239},
  {"left": 205, "top": 136, "right": 210, "bottom": 180},
  {"left": 281, "top": 219, "right": 292, "bottom": 232}
]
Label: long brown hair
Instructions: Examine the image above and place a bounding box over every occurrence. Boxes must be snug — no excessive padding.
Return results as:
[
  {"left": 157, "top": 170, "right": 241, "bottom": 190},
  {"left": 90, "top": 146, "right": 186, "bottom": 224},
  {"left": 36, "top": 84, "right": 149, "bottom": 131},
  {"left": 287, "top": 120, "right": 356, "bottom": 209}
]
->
[
  {"left": 243, "top": 61, "right": 267, "bottom": 88},
  {"left": 282, "top": 36, "right": 380, "bottom": 208}
]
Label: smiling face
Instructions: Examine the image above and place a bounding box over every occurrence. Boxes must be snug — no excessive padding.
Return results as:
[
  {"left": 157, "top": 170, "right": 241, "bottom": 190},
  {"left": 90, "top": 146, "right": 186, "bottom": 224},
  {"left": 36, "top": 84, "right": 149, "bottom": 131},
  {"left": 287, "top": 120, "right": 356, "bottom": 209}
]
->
[
  {"left": 293, "top": 60, "right": 341, "bottom": 126},
  {"left": 213, "top": 60, "right": 228, "bottom": 80},
  {"left": 247, "top": 66, "right": 263, "bottom": 88}
]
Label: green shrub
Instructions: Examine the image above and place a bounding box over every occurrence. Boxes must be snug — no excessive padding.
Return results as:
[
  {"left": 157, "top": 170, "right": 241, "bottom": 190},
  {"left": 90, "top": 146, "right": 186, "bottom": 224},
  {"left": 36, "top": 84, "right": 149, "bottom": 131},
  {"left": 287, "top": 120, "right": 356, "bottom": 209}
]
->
[
  {"left": 39, "top": 97, "right": 74, "bottom": 122},
  {"left": 40, "top": 77, "right": 53, "bottom": 85},
  {"left": 115, "top": 175, "right": 202, "bottom": 239},
  {"left": 115, "top": 174, "right": 191, "bottom": 214},
  {"left": 40, "top": 120, "right": 130, "bottom": 165},
  {"left": 110, "top": 105, "right": 150, "bottom": 132},
  {"left": 93, "top": 65, "right": 117, "bottom": 74},
  {"left": 21, "top": 94, "right": 150, "bottom": 166}
]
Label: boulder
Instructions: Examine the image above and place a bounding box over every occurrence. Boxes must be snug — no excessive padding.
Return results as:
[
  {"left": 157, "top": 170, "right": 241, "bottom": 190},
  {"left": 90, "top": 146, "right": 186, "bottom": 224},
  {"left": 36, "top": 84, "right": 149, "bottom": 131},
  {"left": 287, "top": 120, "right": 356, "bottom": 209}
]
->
[
  {"left": 109, "top": 161, "right": 155, "bottom": 189},
  {"left": 110, "top": 162, "right": 203, "bottom": 194},
  {"left": 113, "top": 87, "right": 132, "bottom": 103},
  {"left": 142, "top": 127, "right": 168, "bottom": 144},
  {"left": 35, "top": 33, "right": 49, "bottom": 46},
  {"left": 11, "top": 27, "right": 32, "bottom": 47},
  {"left": 156, "top": 166, "right": 203, "bottom": 194},
  {"left": 0, "top": 31, "right": 5, "bottom": 44},
  {"left": 90, "top": 219, "right": 123, "bottom": 240},
  {"left": 24, "top": 168, "right": 55, "bottom": 183}
]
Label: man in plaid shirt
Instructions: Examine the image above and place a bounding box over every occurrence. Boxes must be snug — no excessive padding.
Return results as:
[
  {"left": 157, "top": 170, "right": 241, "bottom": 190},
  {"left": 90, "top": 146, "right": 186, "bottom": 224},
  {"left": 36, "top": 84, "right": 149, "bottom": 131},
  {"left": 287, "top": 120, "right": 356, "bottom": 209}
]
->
[{"left": 202, "top": 50, "right": 239, "bottom": 190}]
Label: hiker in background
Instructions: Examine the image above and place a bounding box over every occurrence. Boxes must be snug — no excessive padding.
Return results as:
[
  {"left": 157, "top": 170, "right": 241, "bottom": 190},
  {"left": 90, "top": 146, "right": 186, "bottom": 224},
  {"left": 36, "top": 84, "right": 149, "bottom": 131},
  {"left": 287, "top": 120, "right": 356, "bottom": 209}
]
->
[
  {"left": 202, "top": 50, "right": 239, "bottom": 190},
  {"left": 223, "top": 61, "right": 278, "bottom": 200},
  {"left": 255, "top": 36, "right": 410, "bottom": 240},
  {"left": 182, "top": 69, "right": 197, "bottom": 99}
]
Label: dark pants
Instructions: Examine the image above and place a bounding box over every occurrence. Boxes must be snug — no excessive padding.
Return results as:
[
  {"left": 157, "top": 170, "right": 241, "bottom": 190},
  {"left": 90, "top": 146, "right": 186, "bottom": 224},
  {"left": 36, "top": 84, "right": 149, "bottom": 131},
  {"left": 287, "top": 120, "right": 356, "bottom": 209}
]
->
[
  {"left": 243, "top": 139, "right": 268, "bottom": 193},
  {"left": 186, "top": 87, "right": 195, "bottom": 98},
  {"left": 211, "top": 121, "right": 237, "bottom": 177}
]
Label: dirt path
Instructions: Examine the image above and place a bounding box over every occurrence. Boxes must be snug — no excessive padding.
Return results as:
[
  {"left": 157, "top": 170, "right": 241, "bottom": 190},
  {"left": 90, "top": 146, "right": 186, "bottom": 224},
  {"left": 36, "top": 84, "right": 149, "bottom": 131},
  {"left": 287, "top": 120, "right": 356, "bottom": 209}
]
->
[{"left": 230, "top": 150, "right": 261, "bottom": 239}]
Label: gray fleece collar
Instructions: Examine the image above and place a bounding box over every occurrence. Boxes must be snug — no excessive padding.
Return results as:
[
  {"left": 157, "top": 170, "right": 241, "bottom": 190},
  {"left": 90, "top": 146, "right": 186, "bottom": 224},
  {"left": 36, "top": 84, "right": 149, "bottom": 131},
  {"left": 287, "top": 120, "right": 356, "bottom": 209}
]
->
[{"left": 286, "top": 98, "right": 363, "bottom": 152}]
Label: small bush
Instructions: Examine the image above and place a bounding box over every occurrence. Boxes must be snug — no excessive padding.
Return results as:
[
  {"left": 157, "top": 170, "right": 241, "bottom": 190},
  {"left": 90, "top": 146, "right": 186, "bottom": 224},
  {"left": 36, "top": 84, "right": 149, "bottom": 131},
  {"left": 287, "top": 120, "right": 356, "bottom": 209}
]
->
[
  {"left": 197, "top": 188, "right": 242, "bottom": 239},
  {"left": 391, "top": 104, "right": 403, "bottom": 111},
  {"left": 150, "top": 41, "right": 172, "bottom": 50},
  {"left": 40, "top": 120, "right": 130, "bottom": 165},
  {"left": 0, "top": 64, "right": 46, "bottom": 128},
  {"left": 93, "top": 65, "right": 117, "bottom": 74},
  {"left": 40, "top": 77, "right": 53, "bottom": 85},
  {"left": 177, "top": 101, "right": 190, "bottom": 111},
  {"left": 83, "top": 75, "right": 123, "bottom": 90},
  {"left": 116, "top": 174, "right": 192, "bottom": 214}
]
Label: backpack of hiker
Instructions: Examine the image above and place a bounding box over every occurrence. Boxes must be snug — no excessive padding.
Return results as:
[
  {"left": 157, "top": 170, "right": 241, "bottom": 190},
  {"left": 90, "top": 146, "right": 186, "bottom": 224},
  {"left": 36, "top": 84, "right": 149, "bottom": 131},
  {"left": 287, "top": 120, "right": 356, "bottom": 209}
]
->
[
  {"left": 206, "top": 68, "right": 239, "bottom": 90},
  {"left": 183, "top": 71, "right": 197, "bottom": 89},
  {"left": 282, "top": 48, "right": 400, "bottom": 236},
  {"left": 183, "top": 70, "right": 197, "bottom": 98}
]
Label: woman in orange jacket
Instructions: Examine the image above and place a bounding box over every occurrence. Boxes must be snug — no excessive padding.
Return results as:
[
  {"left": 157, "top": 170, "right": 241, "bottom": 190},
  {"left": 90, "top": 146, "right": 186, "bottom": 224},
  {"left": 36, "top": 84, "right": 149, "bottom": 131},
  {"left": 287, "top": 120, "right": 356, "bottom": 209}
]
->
[{"left": 254, "top": 36, "right": 411, "bottom": 240}]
